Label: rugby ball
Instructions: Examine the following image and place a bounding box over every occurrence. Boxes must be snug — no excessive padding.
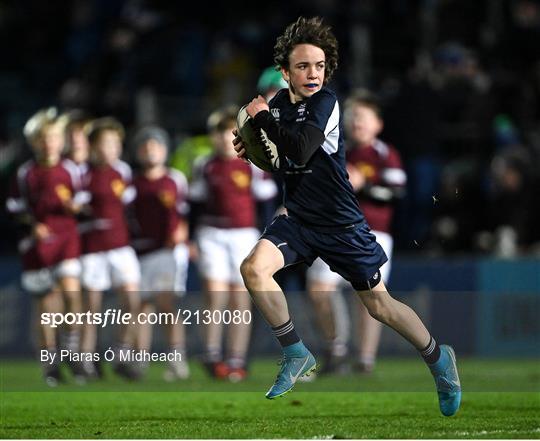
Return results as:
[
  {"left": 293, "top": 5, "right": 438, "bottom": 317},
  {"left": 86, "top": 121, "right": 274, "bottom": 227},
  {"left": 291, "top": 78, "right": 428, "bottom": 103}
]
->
[{"left": 236, "top": 105, "right": 280, "bottom": 173}]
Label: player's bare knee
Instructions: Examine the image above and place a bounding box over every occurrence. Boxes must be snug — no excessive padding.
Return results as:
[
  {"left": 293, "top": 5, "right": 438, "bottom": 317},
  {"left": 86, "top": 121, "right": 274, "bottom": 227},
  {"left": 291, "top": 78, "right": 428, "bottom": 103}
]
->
[{"left": 240, "top": 255, "right": 269, "bottom": 286}]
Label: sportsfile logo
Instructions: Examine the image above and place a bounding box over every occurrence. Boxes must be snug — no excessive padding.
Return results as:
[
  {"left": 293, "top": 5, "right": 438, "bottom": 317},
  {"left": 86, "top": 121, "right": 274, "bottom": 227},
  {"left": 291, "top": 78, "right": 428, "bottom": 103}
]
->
[{"left": 41, "top": 308, "right": 252, "bottom": 328}]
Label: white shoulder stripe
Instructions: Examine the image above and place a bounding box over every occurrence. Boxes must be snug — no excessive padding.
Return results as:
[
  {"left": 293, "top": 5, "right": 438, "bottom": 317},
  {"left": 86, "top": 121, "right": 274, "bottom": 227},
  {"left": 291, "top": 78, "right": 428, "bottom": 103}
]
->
[
  {"left": 321, "top": 101, "right": 340, "bottom": 155},
  {"left": 167, "top": 168, "right": 188, "bottom": 194},
  {"left": 61, "top": 159, "right": 82, "bottom": 189},
  {"left": 16, "top": 160, "right": 34, "bottom": 201},
  {"left": 112, "top": 160, "right": 132, "bottom": 182},
  {"left": 382, "top": 168, "right": 407, "bottom": 185}
]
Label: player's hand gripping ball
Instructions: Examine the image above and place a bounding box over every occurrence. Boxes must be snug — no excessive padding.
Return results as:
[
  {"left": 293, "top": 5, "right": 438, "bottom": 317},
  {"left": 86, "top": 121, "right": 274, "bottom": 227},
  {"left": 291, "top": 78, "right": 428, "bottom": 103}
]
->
[{"left": 236, "top": 105, "right": 280, "bottom": 173}]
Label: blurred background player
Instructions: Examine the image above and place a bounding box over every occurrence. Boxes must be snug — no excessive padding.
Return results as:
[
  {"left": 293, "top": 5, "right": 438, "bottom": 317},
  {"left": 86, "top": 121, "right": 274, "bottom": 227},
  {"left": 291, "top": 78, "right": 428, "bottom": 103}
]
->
[
  {"left": 257, "top": 66, "right": 289, "bottom": 102},
  {"left": 64, "top": 110, "right": 91, "bottom": 178},
  {"left": 306, "top": 90, "right": 407, "bottom": 374},
  {"left": 131, "top": 126, "right": 190, "bottom": 381},
  {"left": 189, "top": 106, "right": 277, "bottom": 381},
  {"left": 79, "top": 117, "right": 141, "bottom": 379},
  {"left": 6, "top": 108, "right": 84, "bottom": 385}
]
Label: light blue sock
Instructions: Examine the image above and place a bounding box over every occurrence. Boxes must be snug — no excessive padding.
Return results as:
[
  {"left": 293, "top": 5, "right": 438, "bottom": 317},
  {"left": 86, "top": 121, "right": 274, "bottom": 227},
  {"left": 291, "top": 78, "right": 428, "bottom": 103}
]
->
[
  {"left": 428, "top": 347, "right": 449, "bottom": 374},
  {"left": 282, "top": 341, "right": 308, "bottom": 358}
]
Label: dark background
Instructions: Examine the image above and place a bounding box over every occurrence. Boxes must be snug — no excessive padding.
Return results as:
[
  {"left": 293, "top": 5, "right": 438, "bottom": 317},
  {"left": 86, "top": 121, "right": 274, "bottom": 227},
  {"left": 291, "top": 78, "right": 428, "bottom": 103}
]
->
[{"left": 1, "top": 0, "right": 539, "bottom": 256}]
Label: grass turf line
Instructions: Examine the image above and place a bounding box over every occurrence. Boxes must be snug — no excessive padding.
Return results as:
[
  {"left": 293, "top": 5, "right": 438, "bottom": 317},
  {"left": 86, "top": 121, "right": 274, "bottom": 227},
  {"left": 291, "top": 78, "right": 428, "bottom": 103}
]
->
[{"left": 1, "top": 358, "right": 539, "bottom": 438}]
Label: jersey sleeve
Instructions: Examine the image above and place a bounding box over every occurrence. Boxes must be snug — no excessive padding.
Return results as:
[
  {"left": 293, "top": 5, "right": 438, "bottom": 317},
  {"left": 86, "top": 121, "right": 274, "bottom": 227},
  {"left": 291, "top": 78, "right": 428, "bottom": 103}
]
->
[
  {"left": 6, "top": 165, "right": 29, "bottom": 215},
  {"left": 114, "top": 160, "right": 137, "bottom": 204},
  {"left": 381, "top": 147, "right": 407, "bottom": 187},
  {"left": 305, "top": 89, "right": 340, "bottom": 136},
  {"left": 188, "top": 157, "right": 209, "bottom": 203},
  {"left": 168, "top": 168, "right": 190, "bottom": 217}
]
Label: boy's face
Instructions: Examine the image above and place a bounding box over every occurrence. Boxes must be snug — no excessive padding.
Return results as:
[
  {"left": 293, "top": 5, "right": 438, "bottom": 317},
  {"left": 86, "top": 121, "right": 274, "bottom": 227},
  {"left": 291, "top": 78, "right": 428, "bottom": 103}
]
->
[
  {"left": 92, "top": 130, "right": 122, "bottom": 165},
  {"left": 212, "top": 125, "right": 236, "bottom": 158},
  {"left": 33, "top": 125, "right": 65, "bottom": 165},
  {"left": 346, "top": 104, "right": 383, "bottom": 146},
  {"left": 137, "top": 139, "right": 167, "bottom": 167},
  {"left": 282, "top": 44, "right": 326, "bottom": 103},
  {"left": 68, "top": 126, "right": 89, "bottom": 164}
]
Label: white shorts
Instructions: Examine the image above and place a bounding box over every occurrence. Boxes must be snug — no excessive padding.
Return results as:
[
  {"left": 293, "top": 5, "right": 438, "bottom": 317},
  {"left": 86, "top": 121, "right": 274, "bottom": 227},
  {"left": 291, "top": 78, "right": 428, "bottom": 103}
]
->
[
  {"left": 139, "top": 244, "right": 189, "bottom": 299},
  {"left": 81, "top": 246, "right": 141, "bottom": 291},
  {"left": 196, "top": 226, "right": 259, "bottom": 285},
  {"left": 306, "top": 230, "right": 394, "bottom": 286},
  {"left": 22, "top": 258, "right": 82, "bottom": 295}
]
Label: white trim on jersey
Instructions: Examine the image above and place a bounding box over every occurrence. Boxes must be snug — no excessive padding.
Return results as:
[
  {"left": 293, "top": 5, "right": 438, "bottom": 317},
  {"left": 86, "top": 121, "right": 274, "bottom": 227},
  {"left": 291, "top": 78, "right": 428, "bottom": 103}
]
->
[
  {"left": 167, "top": 168, "right": 189, "bottom": 216},
  {"left": 15, "top": 160, "right": 33, "bottom": 210},
  {"left": 72, "top": 190, "right": 91, "bottom": 205},
  {"left": 382, "top": 168, "right": 407, "bottom": 185},
  {"left": 250, "top": 164, "right": 278, "bottom": 201},
  {"left": 112, "top": 159, "right": 132, "bottom": 182},
  {"left": 121, "top": 186, "right": 137, "bottom": 204},
  {"left": 373, "top": 139, "right": 390, "bottom": 158},
  {"left": 188, "top": 156, "right": 210, "bottom": 202},
  {"left": 321, "top": 101, "right": 340, "bottom": 155},
  {"left": 6, "top": 197, "right": 27, "bottom": 214},
  {"left": 111, "top": 160, "right": 136, "bottom": 204},
  {"left": 61, "top": 158, "right": 83, "bottom": 191}
]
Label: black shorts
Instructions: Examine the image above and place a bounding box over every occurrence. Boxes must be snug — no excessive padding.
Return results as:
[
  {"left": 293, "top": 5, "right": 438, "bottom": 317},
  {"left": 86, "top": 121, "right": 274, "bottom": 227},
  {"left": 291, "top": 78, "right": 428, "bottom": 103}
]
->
[{"left": 261, "top": 215, "right": 387, "bottom": 290}]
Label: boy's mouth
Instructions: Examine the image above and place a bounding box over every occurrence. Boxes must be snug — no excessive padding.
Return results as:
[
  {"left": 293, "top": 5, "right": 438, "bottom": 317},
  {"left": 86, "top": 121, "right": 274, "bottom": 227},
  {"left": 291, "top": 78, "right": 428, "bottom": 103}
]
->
[{"left": 304, "top": 83, "right": 319, "bottom": 91}]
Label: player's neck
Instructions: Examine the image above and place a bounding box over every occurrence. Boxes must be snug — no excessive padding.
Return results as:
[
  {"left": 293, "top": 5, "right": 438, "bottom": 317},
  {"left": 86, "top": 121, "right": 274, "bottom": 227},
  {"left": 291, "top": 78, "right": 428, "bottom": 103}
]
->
[
  {"left": 357, "top": 139, "right": 375, "bottom": 149},
  {"left": 288, "top": 89, "right": 304, "bottom": 104},
  {"left": 143, "top": 165, "right": 166, "bottom": 179},
  {"left": 36, "top": 156, "right": 60, "bottom": 167}
]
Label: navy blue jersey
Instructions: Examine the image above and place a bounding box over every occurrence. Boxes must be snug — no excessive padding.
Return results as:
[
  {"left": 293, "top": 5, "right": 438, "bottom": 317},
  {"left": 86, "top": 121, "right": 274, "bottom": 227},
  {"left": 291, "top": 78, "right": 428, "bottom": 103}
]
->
[{"left": 269, "top": 87, "right": 364, "bottom": 229}]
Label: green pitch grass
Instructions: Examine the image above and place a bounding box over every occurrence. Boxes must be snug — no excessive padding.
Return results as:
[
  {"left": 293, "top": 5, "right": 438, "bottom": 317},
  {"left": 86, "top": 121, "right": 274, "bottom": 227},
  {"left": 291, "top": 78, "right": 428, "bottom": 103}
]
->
[{"left": 1, "top": 358, "right": 539, "bottom": 439}]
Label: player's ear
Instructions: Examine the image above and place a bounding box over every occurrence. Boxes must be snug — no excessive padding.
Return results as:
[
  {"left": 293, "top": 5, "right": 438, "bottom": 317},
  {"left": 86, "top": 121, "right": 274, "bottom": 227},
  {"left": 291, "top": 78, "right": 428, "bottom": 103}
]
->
[
  {"left": 377, "top": 119, "right": 384, "bottom": 134},
  {"left": 377, "top": 118, "right": 384, "bottom": 133},
  {"left": 280, "top": 67, "right": 290, "bottom": 84}
]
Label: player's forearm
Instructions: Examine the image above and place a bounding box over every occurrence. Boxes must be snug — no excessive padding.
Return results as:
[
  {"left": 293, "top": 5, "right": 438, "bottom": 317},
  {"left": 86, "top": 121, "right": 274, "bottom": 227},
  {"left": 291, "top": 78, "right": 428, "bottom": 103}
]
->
[{"left": 253, "top": 111, "right": 324, "bottom": 165}]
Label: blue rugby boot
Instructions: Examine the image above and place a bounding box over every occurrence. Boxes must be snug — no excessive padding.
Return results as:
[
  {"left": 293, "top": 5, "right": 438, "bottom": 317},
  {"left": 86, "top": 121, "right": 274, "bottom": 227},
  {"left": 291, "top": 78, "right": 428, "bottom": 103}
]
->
[
  {"left": 266, "top": 342, "right": 317, "bottom": 399},
  {"left": 429, "top": 345, "right": 461, "bottom": 416}
]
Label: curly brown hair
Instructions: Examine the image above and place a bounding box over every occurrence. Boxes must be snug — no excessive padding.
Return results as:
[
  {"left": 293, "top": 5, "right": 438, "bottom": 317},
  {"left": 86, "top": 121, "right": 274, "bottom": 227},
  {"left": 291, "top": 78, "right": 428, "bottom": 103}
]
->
[{"left": 273, "top": 17, "right": 338, "bottom": 84}]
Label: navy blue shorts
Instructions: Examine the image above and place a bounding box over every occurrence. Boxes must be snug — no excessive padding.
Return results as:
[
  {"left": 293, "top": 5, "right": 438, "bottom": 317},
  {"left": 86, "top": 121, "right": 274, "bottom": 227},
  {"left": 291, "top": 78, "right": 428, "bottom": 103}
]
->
[{"left": 261, "top": 215, "right": 388, "bottom": 290}]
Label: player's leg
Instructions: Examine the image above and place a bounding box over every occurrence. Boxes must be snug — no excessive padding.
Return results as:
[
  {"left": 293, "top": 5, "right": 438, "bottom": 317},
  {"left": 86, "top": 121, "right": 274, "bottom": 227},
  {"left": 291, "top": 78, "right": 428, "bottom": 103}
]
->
[
  {"left": 356, "top": 280, "right": 461, "bottom": 416},
  {"left": 240, "top": 217, "right": 317, "bottom": 398},
  {"left": 196, "top": 226, "right": 232, "bottom": 377},
  {"left": 81, "top": 251, "right": 113, "bottom": 378},
  {"left": 135, "top": 299, "right": 154, "bottom": 375},
  {"left": 240, "top": 239, "right": 290, "bottom": 324},
  {"left": 156, "top": 291, "right": 189, "bottom": 380},
  {"left": 225, "top": 284, "right": 251, "bottom": 381},
  {"left": 80, "top": 252, "right": 108, "bottom": 357},
  {"left": 80, "top": 288, "right": 103, "bottom": 378},
  {"left": 162, "top": 244, "right": 190, "bottom": 380},
  {"left": 23, "top": 267, "right": 63, "bottom": 384},
  {"left": 109, "top": 246, "right": 142, "bottom": 380},
  {"left": 356, "top": 230, "right": 392, "bottom": 373},
  {"left": 306, "top": 258, "right": 349, "bottom": 374},
  {"left": 56, "top": 259, "right": 86, "bottom": 381},
  {"left": 356, "top": 280, "right": 430, "bottom": 350},
  {"left": 36, "top": 286, "right": 64, "bottom": 386},
  {"left": 202, "top": 278, "right": 230, "bottom": 377},
  {"left": 316, "top": 222, "right": 460, "bottom": 416},
  {"left": 356, "top": 301, "right": 381, "bottom": 372},
  {"left": 222, "top": 227, "right": 259, "bottom": 381}
]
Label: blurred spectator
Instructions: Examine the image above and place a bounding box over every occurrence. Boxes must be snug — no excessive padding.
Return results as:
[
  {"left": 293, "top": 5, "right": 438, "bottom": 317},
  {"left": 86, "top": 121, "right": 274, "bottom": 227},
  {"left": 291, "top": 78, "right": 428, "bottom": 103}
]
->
[
  {"left": 189, "top": 105, "right": 277, "bottom": 381},
  {"left": 1, "top": 1, "right": 539, "bottom": 258}
]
